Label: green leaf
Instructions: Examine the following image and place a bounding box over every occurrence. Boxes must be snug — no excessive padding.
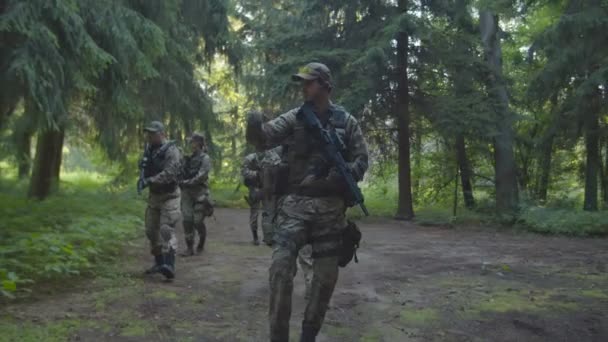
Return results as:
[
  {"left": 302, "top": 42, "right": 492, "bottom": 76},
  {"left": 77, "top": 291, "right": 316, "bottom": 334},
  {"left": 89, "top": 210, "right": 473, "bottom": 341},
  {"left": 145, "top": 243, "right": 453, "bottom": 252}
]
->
[{"left": 2, "top": 280, "right": 17, "bottom": 292}]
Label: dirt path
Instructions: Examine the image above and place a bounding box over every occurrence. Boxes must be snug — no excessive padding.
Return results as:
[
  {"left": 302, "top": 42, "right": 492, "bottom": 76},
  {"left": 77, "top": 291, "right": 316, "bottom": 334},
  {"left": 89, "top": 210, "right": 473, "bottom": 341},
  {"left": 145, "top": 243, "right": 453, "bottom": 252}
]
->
[{"left": 2, "top": 208, "right": 608, "bottom": 341}]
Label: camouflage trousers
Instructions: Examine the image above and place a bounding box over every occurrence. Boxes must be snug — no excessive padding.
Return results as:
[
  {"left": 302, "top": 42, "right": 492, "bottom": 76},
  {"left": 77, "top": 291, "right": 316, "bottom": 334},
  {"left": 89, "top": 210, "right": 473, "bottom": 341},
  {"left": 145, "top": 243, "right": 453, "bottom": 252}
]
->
[
  {"left": 181, "top": 189, "right": 208, "bottom": 247},
  {"left": 269, "top": 195, "right": 346, "bottom": 341},
  {"left": 145, "top": 192, "right": 181, "bottom": 255},
  {"left": 249, "top": 190, "right": 276, "bottom": 244},
  {"left": 297, "top": 245, "right": 313, "bottom": 300}
]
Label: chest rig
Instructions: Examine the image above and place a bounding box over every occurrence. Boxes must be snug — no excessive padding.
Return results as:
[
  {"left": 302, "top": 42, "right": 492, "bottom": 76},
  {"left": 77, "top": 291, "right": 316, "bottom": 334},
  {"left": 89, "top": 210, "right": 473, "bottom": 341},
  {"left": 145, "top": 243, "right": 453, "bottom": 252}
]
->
[
  {"left": 183, "top": 152, "right": 205, "bottom": 180},
  {"left": 286, "top": 104, "right": 349, "bottom": 187},
  {"left": 144, "top": 141, "right": 177, "bottom": 193}
]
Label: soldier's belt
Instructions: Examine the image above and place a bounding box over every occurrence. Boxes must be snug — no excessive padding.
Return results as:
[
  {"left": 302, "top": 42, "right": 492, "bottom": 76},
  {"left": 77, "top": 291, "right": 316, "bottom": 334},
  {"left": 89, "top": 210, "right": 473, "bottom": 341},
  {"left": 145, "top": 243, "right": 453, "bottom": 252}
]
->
[
  {"left": 287, "top": 185, "right": 341, "bottom": 198},
  {"left": 149, "top": 183, "right": 178, "bottom": 194}
]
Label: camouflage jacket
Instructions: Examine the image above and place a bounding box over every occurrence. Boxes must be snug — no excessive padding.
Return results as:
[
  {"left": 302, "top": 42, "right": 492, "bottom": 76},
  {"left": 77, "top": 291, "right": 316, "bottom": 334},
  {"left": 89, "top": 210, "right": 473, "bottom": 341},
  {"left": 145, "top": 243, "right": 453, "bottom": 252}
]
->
[
  {"left": 145, "top": 140, "right": 182, "bottom": 197},
  {"left": 180, "top": 150, "right": 211, "bottom": 191},
  {"left": 242, "top": 152, "right": 262, "bottom": 189},
  {"left": 246, "top": 103, "right": 369, "bottom": 219},
  {"left": 242, "top": 147, "right": 283, "bottom": 189}
]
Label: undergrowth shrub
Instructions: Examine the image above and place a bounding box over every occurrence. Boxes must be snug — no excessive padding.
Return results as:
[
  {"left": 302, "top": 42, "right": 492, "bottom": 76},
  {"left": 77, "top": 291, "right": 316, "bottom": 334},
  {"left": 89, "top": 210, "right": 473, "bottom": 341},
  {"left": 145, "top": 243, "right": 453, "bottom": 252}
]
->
[
  {"left": 516, "top": 207, "right": 608, "bottom": 236},
  {"left": 0, "top": 175, "right": 144, "bottom": 298}
]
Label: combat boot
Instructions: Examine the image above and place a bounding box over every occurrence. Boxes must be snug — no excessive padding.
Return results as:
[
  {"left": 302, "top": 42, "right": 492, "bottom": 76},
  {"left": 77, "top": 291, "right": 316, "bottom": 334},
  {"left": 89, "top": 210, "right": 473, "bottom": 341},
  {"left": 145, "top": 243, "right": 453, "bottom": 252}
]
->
[
  {"left": 144, "top": 254, "right": 163, "bottom": 274},
  {"left": 252, "top": 230, "right": 260, "bottom": 246},
  {"left": 180, "top": 240, "right": 194, "bottom": 257},
  {"left": 196, "top": 239, "right": 205, "bottom": 254},
  {"left": 196, "top": 223, "right": 206, "bottom": 254},
  {"left": 300, "top": 325, "right": 317, "bottom": 342},
  {"left": 159, "top": 252, "right": 175, "bottom": 280},
  {"left": 263, "top": 234, "right": 274, "bottom": 247}
]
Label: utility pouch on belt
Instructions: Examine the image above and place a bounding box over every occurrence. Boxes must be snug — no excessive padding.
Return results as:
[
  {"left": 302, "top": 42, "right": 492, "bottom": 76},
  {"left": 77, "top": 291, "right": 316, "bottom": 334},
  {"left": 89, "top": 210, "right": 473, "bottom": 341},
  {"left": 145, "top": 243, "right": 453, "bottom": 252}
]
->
[
  {"left": 274, "top": 163, "right": 290, "bottom": 196},
  {"left": 338, "top": 220, "right": 362, "bottom": 268},
  {"left": 202, "top": 197, "right": 214, "bottom": 217}
]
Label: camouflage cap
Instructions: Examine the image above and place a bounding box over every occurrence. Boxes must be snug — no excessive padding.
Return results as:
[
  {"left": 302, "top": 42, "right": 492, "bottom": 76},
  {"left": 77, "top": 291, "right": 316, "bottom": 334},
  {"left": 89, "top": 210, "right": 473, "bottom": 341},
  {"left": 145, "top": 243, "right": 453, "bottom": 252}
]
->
[
  {"left": 143, "top": 121, "right": 165, "bottom": 133},
  {"left": 189, "top": 132, "right": 206, "bottom": 145},
  {"left": 291, "top": 62, "right": 332, "bottom": 85}
]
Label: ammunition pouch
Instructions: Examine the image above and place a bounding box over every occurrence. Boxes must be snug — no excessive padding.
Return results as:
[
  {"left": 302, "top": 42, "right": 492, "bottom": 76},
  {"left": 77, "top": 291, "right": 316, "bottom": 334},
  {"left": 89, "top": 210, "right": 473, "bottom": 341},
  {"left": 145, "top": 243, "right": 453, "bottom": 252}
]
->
[
  {"left": 309, "top": 220, "right": 361, "bottom": 268},
  {"left": 338, "top": 220, "right": 361, "bottom": 267},
  {"left": 201, "top": 197, "right": 214, "bottom": 217},
  {"left": 149, "top": 183, "right": 178, "bottom": 194},
  {"left": 288, "top": 185, "right": 336, "bottom": 198},
  {"left": 273, "top": 164, "right": 290, "bottom": 196},
  {"left": 248, "top": 189, "right": 263, "bottom": 203},
  {"left": 244, "top": 175, "right": 260, "bottom": 188}
]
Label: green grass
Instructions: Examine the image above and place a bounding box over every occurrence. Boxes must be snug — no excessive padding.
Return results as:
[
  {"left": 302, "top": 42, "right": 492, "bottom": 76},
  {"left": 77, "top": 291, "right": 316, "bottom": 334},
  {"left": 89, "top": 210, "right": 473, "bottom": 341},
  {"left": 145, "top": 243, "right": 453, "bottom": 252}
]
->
[
  {"left": 516, "top": 206, "right": 608, "bottom": 236},
  {"left": 210, "top": 181, "right": 248, "bottom": 209},
  {"left": 400, "top": 307, "right": 439, "bottom": 325},
  {"left": 0, "top": 172, "right": 144, "bottom": 299},
  {"left": 0, "top": 318, "right": 106, "bottom": 342},
  {"left": 207, "top": 177, "right": 608, "bottom": 238}
]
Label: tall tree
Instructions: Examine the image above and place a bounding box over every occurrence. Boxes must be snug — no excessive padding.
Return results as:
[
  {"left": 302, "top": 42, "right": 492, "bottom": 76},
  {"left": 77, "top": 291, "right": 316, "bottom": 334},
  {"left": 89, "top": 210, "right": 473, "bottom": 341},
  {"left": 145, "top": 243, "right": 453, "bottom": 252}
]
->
[
  {"left": 480, "top": 9, "right": 519, "bottom": 214},
  {"left": 395, "top": 0, "right": 415, "bottom": 219},
  {"left": 0, "top": 0, "right": 236, "bottom": 198},
  {"left": 530, "top": 0, "right": 608, "bottom": 211}
]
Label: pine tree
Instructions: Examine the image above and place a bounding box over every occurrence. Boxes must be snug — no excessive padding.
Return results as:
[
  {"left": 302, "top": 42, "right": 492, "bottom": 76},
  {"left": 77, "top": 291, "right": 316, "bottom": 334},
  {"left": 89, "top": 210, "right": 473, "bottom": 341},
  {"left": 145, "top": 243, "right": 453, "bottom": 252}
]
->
[{"left": 530, "top": 0, "right": 608, "bottom": 211}]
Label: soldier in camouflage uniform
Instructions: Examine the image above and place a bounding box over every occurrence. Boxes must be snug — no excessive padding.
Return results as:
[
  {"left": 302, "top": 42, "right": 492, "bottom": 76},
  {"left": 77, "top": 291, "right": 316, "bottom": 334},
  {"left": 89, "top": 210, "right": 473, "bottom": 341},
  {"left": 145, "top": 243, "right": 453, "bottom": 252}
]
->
[
  {"left": 246, "top": 63, "right": 368, "bottom": 342},
  {"left": 139, "top": 121, "right": 182, "bottom": 280},
  {"left": 242, "top": 151, "right": 264, "bottom": 245},
  {"left": 179, "top": 132, "right": 213, "bottom": 257},
  {"left": 242, "top": 146, "right": 282, "bottom": 246}
]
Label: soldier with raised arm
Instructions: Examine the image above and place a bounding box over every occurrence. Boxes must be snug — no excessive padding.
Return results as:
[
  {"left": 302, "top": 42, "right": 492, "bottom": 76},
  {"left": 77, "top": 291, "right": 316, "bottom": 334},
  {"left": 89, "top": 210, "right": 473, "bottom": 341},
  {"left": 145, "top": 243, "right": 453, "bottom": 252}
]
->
[{"left": 246, "top": 63, "right": 369, "bottom": 342}]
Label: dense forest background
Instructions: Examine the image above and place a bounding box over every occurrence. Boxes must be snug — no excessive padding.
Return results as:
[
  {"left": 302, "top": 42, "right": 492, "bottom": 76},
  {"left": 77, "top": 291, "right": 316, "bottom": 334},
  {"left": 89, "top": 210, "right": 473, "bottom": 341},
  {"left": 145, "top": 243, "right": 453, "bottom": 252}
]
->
[{"left": 1, "top": 0, "right": 607, "bottom": 297}]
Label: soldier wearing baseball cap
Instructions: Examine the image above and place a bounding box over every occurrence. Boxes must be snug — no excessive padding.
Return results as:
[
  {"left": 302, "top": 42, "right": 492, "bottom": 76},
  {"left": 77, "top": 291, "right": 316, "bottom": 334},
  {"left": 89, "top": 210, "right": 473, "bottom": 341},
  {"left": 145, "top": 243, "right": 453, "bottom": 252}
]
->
[
  {"left": 139, "top": 120, "right": 182, "bottom": 280},
  {"left": 143, "top": 120, "right": 165, "bottom": 133},
  {"left": 291, "top": 62, "right": 333, "bottom": 91},
  {"left": 246, "top": 62, "right": 369, "bottom": 341},
  {"left": 179, "top": 132, "right": 213, "bottom": 256},
  {"left": 189, "top": 132, "right": 206, "bottom": 146}
]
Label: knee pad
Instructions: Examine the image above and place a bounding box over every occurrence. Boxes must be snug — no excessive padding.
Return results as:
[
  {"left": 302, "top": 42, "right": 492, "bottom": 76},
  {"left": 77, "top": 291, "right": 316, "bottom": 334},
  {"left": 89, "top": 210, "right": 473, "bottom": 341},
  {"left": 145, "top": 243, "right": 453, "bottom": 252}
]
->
[{"left": 160, "top": 224, "right": 173, "bottom": 241}]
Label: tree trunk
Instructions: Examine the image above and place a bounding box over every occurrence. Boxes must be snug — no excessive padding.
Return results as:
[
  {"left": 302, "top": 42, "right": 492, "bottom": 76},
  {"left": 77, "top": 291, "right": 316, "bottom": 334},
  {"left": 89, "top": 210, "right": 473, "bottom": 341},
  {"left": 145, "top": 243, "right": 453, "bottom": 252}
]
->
[
  {"left": 168, "top": 113, "right": 183, "bottom": 145},
  {"left": 536, "top": 133, "right": 554, "bottom": 202},
  {"left": 600, "top": 139, "right": 606, "bottom": 208},
  {"left": 602, "top": 138, "right": 608, "bottom": 207},
  {"left": 412, "top": 125, "right": 422, "bottom": 202},
  {"left": 583, "top": 111, "right": 599, "bottom": 211},
  {"left": 15, "top": 129, "right": 33, "bottom": 179},
  {"left": 395, "top": 0, "right": 415, "bottom": 220},
  {"left": 28, "top": 128, "right": 65, "bottom": 200},
  {"left": 0, "top": 94, "right": 18, "bottom": 131},
  {"left": 480, "top": 11, "right": 519, "bottom": 215},
  {"left": 205, "top": 122, "right": 221, "bottom": 175},
  {"left": 14, "top": 101, "right": 36, "bottom": 179},
  {"left": 518, "top": 152, "right": 530, "bottom": 195},
  {"left": 456, "top": 134, "right": 475, "bottom": 209}
]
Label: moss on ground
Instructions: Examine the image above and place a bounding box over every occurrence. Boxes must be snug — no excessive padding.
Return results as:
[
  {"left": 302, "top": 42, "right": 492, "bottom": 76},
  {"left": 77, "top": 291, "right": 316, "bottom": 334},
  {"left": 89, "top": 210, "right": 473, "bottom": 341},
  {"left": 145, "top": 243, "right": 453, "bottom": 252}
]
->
[
  {"left": 0, "top": 319, "right": 107, "bottom": 342},
  {"left": 400, "top": 307, "right": 439, "bottom": 325}
]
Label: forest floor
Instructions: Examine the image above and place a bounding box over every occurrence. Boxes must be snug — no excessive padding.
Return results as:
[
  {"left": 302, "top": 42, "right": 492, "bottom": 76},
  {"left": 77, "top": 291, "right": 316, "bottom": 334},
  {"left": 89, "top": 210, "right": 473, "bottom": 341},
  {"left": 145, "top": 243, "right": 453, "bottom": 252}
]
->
[{"left": 1, "top": 208, "right": 608, "bottom": 342}]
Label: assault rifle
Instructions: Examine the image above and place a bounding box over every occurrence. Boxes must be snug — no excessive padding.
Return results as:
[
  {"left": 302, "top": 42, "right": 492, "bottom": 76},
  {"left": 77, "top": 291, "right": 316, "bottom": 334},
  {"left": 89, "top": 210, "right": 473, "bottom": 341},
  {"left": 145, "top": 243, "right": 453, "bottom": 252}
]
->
[{"left": 298, "top": 102, "right": 369, "bottom": 216}]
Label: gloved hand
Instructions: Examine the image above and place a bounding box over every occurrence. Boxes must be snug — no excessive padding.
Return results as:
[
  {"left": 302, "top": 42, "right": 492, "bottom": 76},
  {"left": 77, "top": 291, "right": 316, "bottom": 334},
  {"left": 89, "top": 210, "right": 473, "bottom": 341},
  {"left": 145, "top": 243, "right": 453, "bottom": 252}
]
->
[
  {"left": 137, "top": 177, "right": 149, "bottom": 195},
  {"left": 298, "top": 174, "right": 333, "bottom": 192},
  {"left": 299, "top": 169, "right": 347, "bottom": 195}
]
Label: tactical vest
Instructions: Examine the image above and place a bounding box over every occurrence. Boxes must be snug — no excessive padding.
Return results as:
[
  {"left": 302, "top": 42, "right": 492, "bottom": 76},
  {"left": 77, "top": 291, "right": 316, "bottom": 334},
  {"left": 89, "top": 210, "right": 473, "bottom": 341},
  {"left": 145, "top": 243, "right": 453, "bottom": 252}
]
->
[
  {"left": 144, "top": 141, "right": 178, "bottom": 194},
  {"left": 182, "top": 152, "right": 209, "bottom": 188},
  {"left": 286, "top": 104, "right": 349, "bottom": 190}
]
